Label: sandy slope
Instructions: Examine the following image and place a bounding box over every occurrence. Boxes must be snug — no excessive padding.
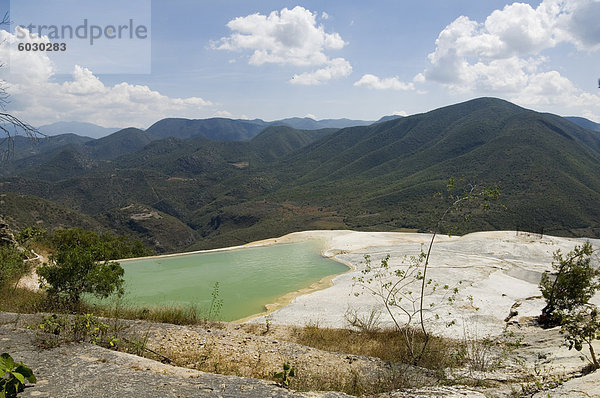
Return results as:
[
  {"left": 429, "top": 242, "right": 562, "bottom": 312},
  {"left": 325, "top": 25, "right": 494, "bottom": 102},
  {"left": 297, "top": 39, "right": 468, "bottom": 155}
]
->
[{"left": 247, "top": 230, "right": 600, "bottom": 339}]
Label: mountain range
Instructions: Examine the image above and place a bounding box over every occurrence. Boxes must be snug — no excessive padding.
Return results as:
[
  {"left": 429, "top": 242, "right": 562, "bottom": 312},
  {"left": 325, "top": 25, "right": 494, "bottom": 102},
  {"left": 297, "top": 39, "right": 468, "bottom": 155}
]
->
[
  {"left": 35, "top": 116, "right": 385, "bottom": 141},
  {"left": 1, "top": 97, "right": 599, "bottom": 252}
]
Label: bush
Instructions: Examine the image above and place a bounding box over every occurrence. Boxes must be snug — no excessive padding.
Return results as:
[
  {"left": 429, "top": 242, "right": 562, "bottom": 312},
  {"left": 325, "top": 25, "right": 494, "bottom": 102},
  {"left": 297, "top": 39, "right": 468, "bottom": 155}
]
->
[
  {"left": 14, "top": 227, "right": 46, "bottom": 249},
  {"left": 539, "top": 242, "right": 600, "bottom": 371},
  {"left": 539, "top": 242, "right": 598, "bottom": 325},
  {"left": 37, "top": 228, "right": 151, "bottom": 309},
  {"left": 38, "top": 246, "right": 124, "bottom": 309}
]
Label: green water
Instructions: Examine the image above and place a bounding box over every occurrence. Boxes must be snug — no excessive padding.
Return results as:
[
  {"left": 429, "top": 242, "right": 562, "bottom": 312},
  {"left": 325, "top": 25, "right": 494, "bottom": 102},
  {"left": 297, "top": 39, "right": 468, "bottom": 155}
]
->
[{"left": 112, "top": 240, "right": 347, "bottom": 321}]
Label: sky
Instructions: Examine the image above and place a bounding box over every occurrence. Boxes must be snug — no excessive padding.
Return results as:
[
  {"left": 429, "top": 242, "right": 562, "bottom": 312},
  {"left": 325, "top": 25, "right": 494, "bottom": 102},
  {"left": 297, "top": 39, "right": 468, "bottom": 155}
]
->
[{"left": 0, "top": 0, "right": 599, "bottom": 128}]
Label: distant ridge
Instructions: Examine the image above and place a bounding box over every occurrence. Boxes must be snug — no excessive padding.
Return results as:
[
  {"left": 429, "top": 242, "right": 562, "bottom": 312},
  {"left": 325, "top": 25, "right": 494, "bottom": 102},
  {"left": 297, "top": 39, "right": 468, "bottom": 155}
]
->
[
  {"left": 37, "top": 121, "right": 120, "bottom": 139},
  {"left": 31, "top": 114, "right": 598, "bottom": 141},
  {"left": 34, "top": 116, "right": 401, "bottom": 142},
  {"left": 146, "top": 118, "right": 269, "bottom": 141},
  {"left": 273, "top": 117, "right": 372, "bottom": 130},
  {"left": 375, "top": 115, "right": 403, "bottom": 123},
  {"left": 565, "top": 116, "right": 600, "bottom": 132},
  {"left": 145, "top": 117, "right": 376, "bottom": 141}
]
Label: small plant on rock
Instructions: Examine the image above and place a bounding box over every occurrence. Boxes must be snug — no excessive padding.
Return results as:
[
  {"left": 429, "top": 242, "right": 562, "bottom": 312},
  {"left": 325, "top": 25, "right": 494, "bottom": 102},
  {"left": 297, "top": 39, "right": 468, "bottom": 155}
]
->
[
  {"left": 344, "top": 307, "right": 381, "bottom": 333},
  {"left": 274, "top": 363, "right": 295, "bottom": 388},
  {"left": 0, "top": 353, "right": 36, "bottom": 397},
  {"left": 37, "top": 313, "right": 117, "bottom": 349},
  {"left": 206, "top": 282, "right": 223, "bottom": 321},
  {"left": 560, "top": 305, "right": 600, "bottom": 370}
]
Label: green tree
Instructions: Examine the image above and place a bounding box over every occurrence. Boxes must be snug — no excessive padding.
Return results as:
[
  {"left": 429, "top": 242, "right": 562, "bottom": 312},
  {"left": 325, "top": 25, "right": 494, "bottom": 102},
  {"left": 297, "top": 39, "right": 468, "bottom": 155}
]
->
[
  {"left": 539, "top": 242, "right": 598, "bottom": 325},
  {"left": 48, "top": 228, "right": 150, "bottom": 260},
  {"left": 38, "top": 246, "right": 124, "bottom": 307},
  {"left": 37, "top": 228, "right": 148, "bottom": 308}
]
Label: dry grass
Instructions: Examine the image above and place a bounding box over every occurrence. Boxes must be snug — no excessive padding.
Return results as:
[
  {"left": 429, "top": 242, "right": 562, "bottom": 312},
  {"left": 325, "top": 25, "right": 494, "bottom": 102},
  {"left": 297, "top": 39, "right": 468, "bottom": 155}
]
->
[
  {"left": 292, "top": 324, "right": 463, "bottom": 371},
  {"left": 0, "top": 286, "right": 206, "bottom": 326},
  {"left": 160, "top": 339, "right": 416, "bottom": 396},
  {"left": 0, "top": 286, "right": 47, "bottom": 313},
  {"left": 292, "top": 367, "right": 414, "bottom": 396},
  {"left": 90, "top": 303, "right": 204, "bottom": 325}
]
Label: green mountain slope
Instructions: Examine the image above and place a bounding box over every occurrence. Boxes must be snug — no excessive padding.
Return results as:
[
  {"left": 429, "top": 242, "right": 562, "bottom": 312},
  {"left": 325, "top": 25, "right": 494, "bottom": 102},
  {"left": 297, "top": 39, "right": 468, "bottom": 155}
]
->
[
  {"left": 10, "top": 134, "right": 93, "bottom": 161},
  {"left": 146, "top": 118, "right": 269, "bottom": 141},
  {"left": 85, "top": 127, "right": 156, "bottom": 160},
  {"left": 0, "top": 192, "right": 104, "bottom": 231},
  {"left": 5, "top": 127, "right": 158, "bottom": 180},
  {"left": 268, "top": 98, "right": 600, "bottom": 235},
  {"left": 249, "top": 126, "right": 337, "bottom": 161}
]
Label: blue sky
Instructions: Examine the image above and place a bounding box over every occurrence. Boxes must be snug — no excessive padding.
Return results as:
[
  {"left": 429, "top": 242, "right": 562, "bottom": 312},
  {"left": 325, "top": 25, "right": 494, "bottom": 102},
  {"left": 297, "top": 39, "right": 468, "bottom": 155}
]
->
[{"left": 0, "top": 0, "right": 598, "bottom": 128}]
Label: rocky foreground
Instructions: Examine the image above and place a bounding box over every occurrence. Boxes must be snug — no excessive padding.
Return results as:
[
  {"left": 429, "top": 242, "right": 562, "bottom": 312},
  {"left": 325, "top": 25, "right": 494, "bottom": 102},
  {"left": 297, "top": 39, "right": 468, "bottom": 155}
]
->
[
  {"left": 1, "top": 310, "right": 600, "bottom": 397},
  {"left": 0, "top": 313, "right": 351, "bottom": 398}
]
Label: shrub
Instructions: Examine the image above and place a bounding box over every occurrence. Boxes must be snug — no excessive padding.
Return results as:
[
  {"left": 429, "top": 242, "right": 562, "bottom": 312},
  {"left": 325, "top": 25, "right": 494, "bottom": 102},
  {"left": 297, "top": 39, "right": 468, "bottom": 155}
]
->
[
  {"left": 353, "top": 178, "right": 500, "bottom": 366},
  {"left": 539, "top": 242, "right": 600, "bottom": 371},
  {"left": 38, "top": 246, "right": 124, "bottom": 309},
  {"left": 37, "top": 228, "right": 152, "bottom": 309},
  {"left": 539, "top": 242, "right": 598, "bottom": 325}
]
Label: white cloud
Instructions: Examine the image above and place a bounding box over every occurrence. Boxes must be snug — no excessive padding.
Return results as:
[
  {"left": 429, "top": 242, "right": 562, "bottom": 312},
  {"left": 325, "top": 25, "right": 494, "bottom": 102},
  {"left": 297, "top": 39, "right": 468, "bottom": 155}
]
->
[
  {"left": 413, "top": 73, "right": 426, "bottom": 83},
  {"left": 582, "top": 110, "right": 600, "bottom": 123},
  {"left": 0, "top": 29, "right": 215, "bottom": 128},
  {"left": 6, "top": 27, "right": 54, "bottom": 84},
  {"left": 212, "top": 6, "right": 351, "bottom": 84},
  {"left": 511, "top": 70, "right": 600, "bottom": 109},
  {"left": 420, "top": 0, "right": 600, "bottom": 114},
  {"left": 212, "top": 6, "right": 345, "bottom": 66},
  {"left": 213, "top": 110, "right": 233, "bottom": 118},
  {"left": 354, "top": 74, "right": 415, "bottom": 91},
  {"left": 291, "top": 58, "right": 352, "bottom": 85},
  {"left": 561, "top": 0, "right": 600, "bottom": 51}
]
